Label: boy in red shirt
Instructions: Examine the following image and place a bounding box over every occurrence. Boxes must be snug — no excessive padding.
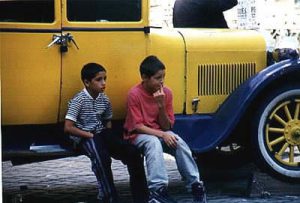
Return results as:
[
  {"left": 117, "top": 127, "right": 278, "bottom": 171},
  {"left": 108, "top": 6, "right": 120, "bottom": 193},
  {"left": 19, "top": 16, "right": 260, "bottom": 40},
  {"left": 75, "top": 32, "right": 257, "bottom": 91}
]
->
[{"left": 124, "top": 56, "right": 207, "bottom": 203}]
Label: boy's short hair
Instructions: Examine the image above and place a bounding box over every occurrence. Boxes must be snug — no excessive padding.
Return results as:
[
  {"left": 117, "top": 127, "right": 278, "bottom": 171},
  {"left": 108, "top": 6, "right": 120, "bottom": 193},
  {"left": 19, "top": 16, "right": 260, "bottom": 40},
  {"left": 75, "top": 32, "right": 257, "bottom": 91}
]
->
[
  {"left": 81, "top": 63, "right": 106, "bottom": 81},
  {"left": 140, "top": 55, "right": 165, "bottom": 77}
]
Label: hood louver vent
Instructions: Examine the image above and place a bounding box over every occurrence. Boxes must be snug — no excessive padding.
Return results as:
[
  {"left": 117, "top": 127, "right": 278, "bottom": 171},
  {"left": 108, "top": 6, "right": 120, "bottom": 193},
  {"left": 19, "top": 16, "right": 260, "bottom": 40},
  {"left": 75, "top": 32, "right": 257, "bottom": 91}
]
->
[{"left": 198, "top": 63, "right": 256, "bottom": 96}]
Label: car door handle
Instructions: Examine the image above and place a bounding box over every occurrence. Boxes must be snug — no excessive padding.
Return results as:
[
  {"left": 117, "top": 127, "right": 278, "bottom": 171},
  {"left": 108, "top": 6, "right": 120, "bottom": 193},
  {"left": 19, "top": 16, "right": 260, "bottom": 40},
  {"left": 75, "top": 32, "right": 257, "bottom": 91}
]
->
[
  {"left": 47, "top": 34, "right": 61, "bottom": 48},
  {"left": 46, "top": 33, "right": 79, "bottom": 52}
]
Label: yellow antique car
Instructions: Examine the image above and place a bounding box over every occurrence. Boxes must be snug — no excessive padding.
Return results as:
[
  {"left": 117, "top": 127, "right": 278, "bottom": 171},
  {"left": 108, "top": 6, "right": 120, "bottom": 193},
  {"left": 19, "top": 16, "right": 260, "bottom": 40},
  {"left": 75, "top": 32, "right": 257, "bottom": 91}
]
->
[{"left": 1, "top": 0, "right": 300, "bottom": 181}]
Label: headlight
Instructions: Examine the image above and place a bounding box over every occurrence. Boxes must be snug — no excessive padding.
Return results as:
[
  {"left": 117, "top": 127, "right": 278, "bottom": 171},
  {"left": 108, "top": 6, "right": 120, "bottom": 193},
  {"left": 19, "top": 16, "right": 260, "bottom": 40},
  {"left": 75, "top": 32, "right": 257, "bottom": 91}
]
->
[{"left": 271, "top": 48, "right": 299, "bottom": 62}]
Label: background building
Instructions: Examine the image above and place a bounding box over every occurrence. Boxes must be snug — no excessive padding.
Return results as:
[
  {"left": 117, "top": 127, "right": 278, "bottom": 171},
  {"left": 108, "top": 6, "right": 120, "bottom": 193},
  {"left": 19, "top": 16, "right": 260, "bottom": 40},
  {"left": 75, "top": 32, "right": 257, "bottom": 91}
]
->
[
  {"left": 150, "top": 0, "right": 300, "bottom": 50},
  {"left": 150, "top": 0, "right": 300, "bottom": 29}
]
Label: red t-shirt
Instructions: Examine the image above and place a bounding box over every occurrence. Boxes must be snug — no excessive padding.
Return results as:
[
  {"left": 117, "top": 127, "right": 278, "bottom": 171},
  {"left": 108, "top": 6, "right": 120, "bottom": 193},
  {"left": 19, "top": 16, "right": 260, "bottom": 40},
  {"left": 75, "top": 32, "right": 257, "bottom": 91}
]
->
[{"left": 124, "top": 83, "right": 175, "bottom": 141}]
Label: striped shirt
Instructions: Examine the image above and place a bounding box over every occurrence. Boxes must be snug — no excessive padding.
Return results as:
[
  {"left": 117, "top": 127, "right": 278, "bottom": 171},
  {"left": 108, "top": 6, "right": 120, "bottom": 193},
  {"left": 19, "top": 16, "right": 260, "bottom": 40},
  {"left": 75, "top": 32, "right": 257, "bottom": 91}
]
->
[{"left": 65, "top": 88, "right": 112, "bottom": 142}]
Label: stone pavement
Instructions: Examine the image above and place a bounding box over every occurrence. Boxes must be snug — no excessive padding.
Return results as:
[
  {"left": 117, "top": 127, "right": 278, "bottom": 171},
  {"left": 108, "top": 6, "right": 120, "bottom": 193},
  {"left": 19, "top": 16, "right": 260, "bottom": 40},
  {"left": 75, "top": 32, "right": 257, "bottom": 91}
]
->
[{"left": 2, "top": 155, "right": 300, "bottom": 203}]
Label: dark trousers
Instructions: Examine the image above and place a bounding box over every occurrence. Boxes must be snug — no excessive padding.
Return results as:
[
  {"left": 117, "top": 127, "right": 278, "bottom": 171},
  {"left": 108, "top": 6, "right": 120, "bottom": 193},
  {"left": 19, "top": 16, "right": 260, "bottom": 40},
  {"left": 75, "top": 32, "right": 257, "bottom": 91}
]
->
[
  {"left": 102, "top": 129, "right": 149, "bottom": 203},
  {"left": 80, "top": 134, "right": 118, "bottom": 203},
  {"left": 79, "top": 130, "right": 148, "bottom": 203}
]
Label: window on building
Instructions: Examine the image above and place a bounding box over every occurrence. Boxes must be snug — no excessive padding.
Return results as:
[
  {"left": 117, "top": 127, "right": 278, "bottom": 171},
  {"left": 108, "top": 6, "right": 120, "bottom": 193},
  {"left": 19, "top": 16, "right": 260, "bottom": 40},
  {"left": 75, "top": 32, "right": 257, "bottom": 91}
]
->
[
  {"left": 296, "top": 0, "right": 300, "bottom": 6},
  {"left": 67, "top": 0, "right": 141, "bottom": 22},
  {"left": 0, "top": 0, "right": 54, "bottom": 23}
]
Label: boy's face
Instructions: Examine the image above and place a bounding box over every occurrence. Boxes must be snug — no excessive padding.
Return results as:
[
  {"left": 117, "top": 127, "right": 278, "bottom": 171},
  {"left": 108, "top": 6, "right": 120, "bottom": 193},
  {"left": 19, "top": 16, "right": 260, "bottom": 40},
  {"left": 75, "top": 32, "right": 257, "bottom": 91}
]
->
[
  {"left": 84, "top": 71, "right": 107, "bottom": 95},
  {"left": 142, "top": 69, "right": 165, "bottom": 93}
]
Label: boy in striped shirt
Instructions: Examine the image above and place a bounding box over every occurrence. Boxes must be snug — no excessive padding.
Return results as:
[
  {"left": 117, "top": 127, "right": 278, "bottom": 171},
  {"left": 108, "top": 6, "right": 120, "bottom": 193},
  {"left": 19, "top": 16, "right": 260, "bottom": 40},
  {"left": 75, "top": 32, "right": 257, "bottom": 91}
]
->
[{"left": 64, "top": 63, "right": 148, "bottom": 203}]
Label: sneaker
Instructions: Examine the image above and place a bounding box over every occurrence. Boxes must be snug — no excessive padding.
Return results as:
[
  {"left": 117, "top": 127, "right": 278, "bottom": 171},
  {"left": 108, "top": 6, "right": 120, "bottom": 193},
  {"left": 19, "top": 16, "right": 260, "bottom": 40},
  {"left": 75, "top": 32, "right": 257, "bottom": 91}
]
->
[
  {"left": 191, "top": 182, "right": 207, "bottom": 203},
  {"left": 148, "top": 187, "right": 177, "bottom": 203}
]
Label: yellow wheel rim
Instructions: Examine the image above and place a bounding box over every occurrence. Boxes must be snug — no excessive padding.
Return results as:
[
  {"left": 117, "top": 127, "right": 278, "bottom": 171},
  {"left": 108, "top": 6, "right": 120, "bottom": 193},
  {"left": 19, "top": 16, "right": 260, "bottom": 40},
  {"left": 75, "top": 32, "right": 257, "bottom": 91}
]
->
[{"left": 266, "top": 99, "right": 300, "bottom": 167}]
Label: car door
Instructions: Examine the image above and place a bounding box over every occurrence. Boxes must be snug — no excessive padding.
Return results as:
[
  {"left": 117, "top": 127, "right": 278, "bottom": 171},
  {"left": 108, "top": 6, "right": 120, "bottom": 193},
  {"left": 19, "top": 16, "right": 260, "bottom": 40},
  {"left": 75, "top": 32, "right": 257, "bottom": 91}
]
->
[
  {"left": 58, "top": 0, "right": 148, "bottom": 121},
  {"left": 1, "top": 0, "right": 62, "bottom": 125}
]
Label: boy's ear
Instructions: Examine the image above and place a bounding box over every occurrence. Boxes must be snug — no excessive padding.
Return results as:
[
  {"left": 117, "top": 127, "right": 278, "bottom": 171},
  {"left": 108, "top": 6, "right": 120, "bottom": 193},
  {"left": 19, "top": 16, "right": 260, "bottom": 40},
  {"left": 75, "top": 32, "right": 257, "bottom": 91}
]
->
[
  {"left": 141, "top": 74, "right": 149, "bottom": 81},
  {"left": 83, "top": 79, "right": 90, "bottom": 87}
]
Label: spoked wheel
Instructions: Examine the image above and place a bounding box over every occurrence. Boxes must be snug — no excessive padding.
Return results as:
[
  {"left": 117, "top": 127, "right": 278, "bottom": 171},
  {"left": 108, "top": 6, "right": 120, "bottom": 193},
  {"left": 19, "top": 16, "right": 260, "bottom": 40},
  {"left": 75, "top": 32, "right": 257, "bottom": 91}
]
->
[{"left": 252, "top": 85, "right": 300, "bottom": 181}]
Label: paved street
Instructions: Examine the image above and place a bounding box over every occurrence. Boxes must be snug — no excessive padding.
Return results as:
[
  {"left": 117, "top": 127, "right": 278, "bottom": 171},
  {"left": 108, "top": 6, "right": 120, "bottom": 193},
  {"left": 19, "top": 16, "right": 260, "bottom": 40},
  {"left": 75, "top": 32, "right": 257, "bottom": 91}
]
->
[{"left": 2, "top": 154, "right": 300, "bottom": 203}]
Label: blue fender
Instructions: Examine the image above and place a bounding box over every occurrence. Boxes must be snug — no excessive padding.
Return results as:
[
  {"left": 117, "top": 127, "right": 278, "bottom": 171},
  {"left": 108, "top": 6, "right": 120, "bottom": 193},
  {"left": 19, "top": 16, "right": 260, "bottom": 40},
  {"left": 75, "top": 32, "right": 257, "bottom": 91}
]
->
[{"left": 173, "top": 58, "right": 300, "bottom": 153}]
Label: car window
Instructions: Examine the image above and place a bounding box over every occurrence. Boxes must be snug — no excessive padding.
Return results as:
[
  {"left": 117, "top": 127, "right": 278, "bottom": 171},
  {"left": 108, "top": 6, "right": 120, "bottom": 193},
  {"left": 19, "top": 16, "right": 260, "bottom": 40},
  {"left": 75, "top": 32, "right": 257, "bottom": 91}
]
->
[
  {"left": 0, "top": 0, "right": 54, "bottom": 23},
  {"left": 67, "top": 0, "right": 141, "bottom": 22}
]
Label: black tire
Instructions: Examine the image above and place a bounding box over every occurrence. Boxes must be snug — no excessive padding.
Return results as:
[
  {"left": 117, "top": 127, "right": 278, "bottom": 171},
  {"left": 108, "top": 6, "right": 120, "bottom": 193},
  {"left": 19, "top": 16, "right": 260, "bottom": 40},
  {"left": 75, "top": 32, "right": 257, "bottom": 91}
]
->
[{"left": 251, "top": 85, "right": 300, "bottom": 181}]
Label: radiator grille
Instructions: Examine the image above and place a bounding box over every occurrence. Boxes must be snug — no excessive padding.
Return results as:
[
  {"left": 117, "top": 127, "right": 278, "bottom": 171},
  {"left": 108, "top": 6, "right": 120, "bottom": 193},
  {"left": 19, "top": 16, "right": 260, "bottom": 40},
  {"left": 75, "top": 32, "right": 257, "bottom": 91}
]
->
[{"left": 198, "top": 63, "right": 256, "bottom": 95}]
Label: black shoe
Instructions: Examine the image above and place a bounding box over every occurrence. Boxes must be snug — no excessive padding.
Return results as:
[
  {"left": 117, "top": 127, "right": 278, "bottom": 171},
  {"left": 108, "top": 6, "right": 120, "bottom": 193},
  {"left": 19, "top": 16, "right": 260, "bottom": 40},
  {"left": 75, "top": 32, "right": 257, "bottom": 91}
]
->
[
  {"left": 148, "top": 187, "right": 177, "bottom": 203},
  {"left": 191, "top": 182, "right": 207, "bottom": 203}
]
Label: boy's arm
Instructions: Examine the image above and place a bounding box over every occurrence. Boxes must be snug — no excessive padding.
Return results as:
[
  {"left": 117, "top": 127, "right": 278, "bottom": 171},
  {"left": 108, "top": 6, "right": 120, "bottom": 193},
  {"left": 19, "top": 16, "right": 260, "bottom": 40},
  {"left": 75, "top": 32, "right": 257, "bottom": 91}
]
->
[
  {"left": 64, "top": 119, "right": 93, "bottom": 138},
  {"left": 135, "top": 124, "right": 178, "bottom": 149},
  {"left": 102, "top": 120, "right": 112, "bottom": 134},
  {"left": 105, "top": 120, "right": 112, "bottom": 129},
  {"left": 157, "top": 104, "right": 172, "bottom": 131},
  {"left": 64, "top": 98, "right": 93, "bottom": 138},
  {"left": 153, "top": 86, "right": 173, "bottom": 130},
  {"left": 126, "top": 88, "right": 177, "bottom": 148},
  {"left": 102, "top": 96, "right": 113, "bottom": 129}
]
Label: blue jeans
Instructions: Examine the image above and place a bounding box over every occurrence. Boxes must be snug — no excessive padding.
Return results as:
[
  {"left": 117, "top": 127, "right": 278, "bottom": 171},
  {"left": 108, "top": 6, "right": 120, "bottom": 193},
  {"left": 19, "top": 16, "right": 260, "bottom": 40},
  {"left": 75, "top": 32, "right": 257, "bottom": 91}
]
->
[{"left": 133, "top": 131, "right": 200, "bottom": 192}]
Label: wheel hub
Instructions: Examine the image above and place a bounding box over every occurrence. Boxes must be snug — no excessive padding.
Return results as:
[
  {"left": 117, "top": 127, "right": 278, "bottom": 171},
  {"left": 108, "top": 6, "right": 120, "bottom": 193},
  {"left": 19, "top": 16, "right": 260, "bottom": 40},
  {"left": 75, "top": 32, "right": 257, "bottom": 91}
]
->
[{"left": 285, "top": 120, "right": 300, "bottom": 145}]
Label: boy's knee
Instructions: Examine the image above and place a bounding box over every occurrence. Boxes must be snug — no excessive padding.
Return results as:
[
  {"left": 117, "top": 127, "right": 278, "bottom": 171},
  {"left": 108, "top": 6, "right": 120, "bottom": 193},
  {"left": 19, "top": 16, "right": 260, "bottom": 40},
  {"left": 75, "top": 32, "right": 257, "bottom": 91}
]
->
[
  {"left": 94, "top": 149, "right": 112, "bottom": 166},
  {"left": 122, "top": 146, "right": 144, "bottom": 165},
  {"left": 177, "top": 137, "right": 188, "bottom": 149},
  {"left": 125, "top": 144, "right": 142, "bottom": 156},
  {"left": 144, "top": 137, "right": 162, "bottom": 151}
]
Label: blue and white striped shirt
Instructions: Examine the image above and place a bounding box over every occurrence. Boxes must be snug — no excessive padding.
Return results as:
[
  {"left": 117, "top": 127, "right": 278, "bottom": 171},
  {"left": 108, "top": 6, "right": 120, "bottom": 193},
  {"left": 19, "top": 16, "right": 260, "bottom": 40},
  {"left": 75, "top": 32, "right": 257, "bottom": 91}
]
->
[{"left": 65, "top": 88, "right": 112, "bottom": 142}]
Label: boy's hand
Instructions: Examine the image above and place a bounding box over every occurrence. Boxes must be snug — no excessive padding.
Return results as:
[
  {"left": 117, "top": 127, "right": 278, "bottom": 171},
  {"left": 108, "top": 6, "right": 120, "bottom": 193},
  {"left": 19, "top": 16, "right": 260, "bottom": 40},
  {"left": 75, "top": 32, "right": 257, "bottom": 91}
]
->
[
  {"left": 64, "top": 119, "right": 94, "bottom": 138},
  {"left": 153, "top": 85, "right": 165, "bottom": 107},
  {"left": 86, "top": 132, "right": 94, "bottom": 138},
  {"left": 162, "top": 132, "right": 178, "bottom": 149}
]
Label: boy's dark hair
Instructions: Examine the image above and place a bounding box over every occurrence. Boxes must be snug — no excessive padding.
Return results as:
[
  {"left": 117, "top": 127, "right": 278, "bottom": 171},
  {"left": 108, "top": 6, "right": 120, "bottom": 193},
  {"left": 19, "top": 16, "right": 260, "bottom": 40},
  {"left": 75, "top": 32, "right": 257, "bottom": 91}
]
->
[
  {"left": 81, "top": 63, "right": 106, "bottom": 81},
  {"left": 140, "top": 55, "right": 165, "bottom": 77}
]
